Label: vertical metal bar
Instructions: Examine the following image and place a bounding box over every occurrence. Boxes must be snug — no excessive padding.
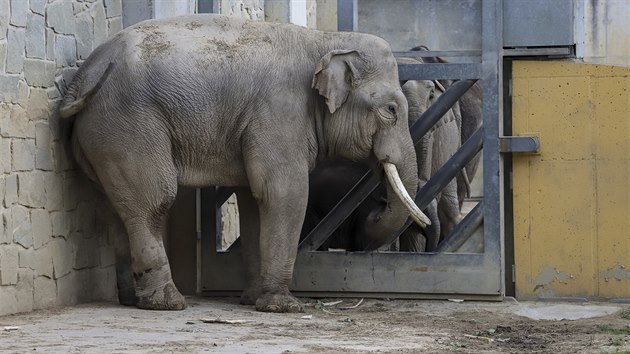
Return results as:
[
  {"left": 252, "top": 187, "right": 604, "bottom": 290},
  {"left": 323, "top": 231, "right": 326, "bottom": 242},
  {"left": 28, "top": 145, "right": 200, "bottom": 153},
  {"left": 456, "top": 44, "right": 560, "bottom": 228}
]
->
[
  {"left": 502, "top": 59, "right": 516, "bottom": 296},
  {"left": 481, "top": 0, "right": 504, "bottom": 293},
  {"left": 337, "top": 0, "right": 358, "bottom": 32}
]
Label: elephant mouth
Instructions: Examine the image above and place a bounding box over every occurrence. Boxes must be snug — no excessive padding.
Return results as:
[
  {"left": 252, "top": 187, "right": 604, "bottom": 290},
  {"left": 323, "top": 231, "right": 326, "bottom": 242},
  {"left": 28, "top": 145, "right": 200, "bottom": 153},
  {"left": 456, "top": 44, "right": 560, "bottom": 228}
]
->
[{"left": 382, "top": 162, "right": 431, "bottom": 228}]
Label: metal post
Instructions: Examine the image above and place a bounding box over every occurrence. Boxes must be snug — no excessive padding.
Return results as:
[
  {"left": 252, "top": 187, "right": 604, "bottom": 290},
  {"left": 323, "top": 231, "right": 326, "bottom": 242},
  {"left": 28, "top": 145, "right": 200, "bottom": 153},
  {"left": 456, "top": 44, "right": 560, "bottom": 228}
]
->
[{"left": 481, "top": 0, "right": 504, "bottom": 293}]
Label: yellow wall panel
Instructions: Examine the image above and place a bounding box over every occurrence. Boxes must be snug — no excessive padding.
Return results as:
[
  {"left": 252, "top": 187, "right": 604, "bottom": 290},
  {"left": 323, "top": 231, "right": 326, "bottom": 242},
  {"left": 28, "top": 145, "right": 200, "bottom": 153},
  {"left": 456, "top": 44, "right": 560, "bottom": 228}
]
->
[{"left": 512, "top": 61, "right": 630, "bottom": 300}]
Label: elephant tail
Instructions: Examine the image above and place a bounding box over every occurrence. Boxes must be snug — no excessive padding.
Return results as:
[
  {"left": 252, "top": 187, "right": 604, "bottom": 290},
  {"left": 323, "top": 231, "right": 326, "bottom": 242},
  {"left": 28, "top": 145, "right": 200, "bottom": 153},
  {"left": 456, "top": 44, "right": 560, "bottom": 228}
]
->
[{"left": 59, "top": 62, "right": 115, "bottom": 119}]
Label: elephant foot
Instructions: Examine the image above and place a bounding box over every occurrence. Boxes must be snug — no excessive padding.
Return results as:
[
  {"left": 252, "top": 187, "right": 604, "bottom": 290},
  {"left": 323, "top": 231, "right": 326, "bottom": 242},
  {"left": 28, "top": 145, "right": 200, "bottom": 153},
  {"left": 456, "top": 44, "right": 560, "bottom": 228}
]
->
[
  {"left": 136, "top": 282, "right": 187, "bottom": 311},
  {"left": 240, "top": 286, "right": 262, "bottom": 306},
  {"left": 255, "top": 293, "right": 303, "bottom": 313}
]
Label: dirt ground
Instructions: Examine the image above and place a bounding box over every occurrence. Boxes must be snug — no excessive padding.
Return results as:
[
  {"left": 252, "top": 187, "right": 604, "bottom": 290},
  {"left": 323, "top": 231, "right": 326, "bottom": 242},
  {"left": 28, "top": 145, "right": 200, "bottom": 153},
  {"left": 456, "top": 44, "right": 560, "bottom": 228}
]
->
[{"left": 1, "top": 297, "right": 629, "bottom": 353}]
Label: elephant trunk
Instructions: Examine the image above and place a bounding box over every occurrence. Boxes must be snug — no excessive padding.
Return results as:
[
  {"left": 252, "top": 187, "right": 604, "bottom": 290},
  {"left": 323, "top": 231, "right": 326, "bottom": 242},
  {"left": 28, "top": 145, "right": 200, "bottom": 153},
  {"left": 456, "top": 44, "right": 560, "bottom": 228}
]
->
[{"left": 360, "top": 131, "right": 424, "bottom": 249}]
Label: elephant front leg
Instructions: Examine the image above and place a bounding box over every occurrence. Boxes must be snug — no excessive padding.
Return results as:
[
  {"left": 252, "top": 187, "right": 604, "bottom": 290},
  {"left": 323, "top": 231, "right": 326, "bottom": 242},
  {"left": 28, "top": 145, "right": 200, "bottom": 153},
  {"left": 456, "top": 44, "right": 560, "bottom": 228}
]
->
[{"left": 248, "top": 169, "right": 308, "bottom": 313}]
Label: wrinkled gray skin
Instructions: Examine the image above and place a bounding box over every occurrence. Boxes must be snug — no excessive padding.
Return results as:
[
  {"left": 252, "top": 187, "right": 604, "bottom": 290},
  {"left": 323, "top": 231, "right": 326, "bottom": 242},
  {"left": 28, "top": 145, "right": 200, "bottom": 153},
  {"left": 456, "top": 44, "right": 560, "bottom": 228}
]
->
[
  {"left": 59, "top": 14, "right": 418, "bottom": 313},
  {"left": 303, "top": 54, "right": 482, "bottom": 252}
]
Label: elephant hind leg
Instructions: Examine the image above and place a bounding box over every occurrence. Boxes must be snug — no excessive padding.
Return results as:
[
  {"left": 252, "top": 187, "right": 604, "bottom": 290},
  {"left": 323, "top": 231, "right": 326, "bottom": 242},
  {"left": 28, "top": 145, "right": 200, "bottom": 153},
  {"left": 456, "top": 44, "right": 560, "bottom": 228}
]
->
[{"left": 93, "top": 156, "right": 186, "bottom": 311}]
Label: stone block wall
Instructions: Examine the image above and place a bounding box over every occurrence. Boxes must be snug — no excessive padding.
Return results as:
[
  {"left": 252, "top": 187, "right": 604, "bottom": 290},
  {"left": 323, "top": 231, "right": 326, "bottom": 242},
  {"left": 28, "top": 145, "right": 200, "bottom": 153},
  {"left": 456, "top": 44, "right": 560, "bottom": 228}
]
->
[{"left": 0, "top": 0, "right": 124, "bottom": 316}]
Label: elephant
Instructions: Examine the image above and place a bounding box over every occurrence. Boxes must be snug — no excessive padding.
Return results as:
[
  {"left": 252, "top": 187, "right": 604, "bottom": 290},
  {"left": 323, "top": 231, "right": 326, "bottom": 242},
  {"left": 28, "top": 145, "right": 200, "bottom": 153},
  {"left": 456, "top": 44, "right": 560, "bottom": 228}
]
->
[
  {"left": 302, "top": 49, "right": 482, "bottom": 252},
  {"left": 409, "top": 46, "right": 483, "bottom": 208},
  {"left": 58, "top": 14, "right": 429, "bottom": 313}
]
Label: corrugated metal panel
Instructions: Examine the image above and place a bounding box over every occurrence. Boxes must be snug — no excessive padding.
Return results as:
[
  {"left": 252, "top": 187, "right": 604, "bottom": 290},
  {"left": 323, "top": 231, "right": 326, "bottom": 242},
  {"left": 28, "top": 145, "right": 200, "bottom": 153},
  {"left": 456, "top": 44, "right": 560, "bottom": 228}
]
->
[{"left": 512, "top": 61, "right": 630, "bottom": 300}]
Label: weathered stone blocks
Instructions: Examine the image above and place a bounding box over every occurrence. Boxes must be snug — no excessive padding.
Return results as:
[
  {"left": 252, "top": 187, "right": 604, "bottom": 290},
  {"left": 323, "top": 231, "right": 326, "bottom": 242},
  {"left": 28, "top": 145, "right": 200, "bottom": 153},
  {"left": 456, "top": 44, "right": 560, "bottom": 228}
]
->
[
  {"left": 0, "top": 40, "right": 7, "bottom": 72},
  {"left": 35, "top": 122, "right": 54, "bottom": 170},
  {"left": 0, "top": 137, "right": 10, "bottom": 173},
  {"left": 12, "top": 204, "right": 33, "bottom": 248},
  {"left": 30, "top": 0, "right": 46, "bottom": 16},
  {"left": 104, "top": 0, "right": 122, "bottom": 18},
  {"left": 91, "top": 2, "right": 107, "bottom": 46},
  {"left": 75, "top": 12, "right": 94, "bottom": 59},
  {"left": 33, "top": 275, "right": 56, "bottom": 309},
  {"left": 26, "top": 13, "right": 46, "bottom": 59},
  {"left": 0, "top": 207, "right": 11, "bottom": 244},
  {"left": 4, "top": 174, "right": 17, "bottom": 205},
  {"left": 46, "top": 0, "right": 76, "bottom": 35},
  {"left": 9, "top": 0, "right": 28, "bottom": 27},
  {"left": 0, "top": 0, "right": 10, "bottom": 40},
  {"left": 18, "top": 172, "right": 47, "bottom": 208},
  {"left": 15, "top": 268, "right": 34, "bottom": 313},
  {"left": 1, "top": 0, "right": 137, "bottom": 316},
  {"left": 23, "top": 59, "right": 56, "bottom": 87},
  {"left": 6, "top": 27, "right": 25, "bottom": 74},
  {"left": 2, "top": 105, "right": 35, "bottom": 138},
  {"left": 51, "top": 237, "right": 73, "bottom": 279},
  {"left": 12, "top": 139, "right": 36, "bottom": 171},
  {"left": 54, "top": 34, "right": 77, "bottom": 67},
  {"left": 0, "top": 244, "right": 19, "bottom": 285},
  {"left": 31, "top": 209, "right": 51, "bottom": 249}
]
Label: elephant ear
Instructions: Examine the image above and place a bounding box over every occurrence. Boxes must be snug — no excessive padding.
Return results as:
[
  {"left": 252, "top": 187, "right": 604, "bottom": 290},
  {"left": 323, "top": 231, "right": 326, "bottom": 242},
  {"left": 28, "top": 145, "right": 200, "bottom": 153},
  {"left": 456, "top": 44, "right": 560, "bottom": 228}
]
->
[{"left": 312, "top": 50, "right": 361, "bottom": 114}]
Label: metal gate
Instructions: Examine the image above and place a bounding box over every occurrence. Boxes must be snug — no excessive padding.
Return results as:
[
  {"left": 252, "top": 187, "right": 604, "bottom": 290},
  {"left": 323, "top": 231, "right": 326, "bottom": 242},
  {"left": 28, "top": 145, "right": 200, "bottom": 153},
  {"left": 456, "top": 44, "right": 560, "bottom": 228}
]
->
[{"left": 199, "top": 0, "right": 527, "bottom": 299}]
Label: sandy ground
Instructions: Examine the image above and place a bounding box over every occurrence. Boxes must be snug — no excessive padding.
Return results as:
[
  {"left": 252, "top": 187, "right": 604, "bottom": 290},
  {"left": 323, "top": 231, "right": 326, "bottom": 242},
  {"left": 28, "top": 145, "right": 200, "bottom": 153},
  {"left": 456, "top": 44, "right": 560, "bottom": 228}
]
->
[{"left": 1, "top": 297, "right": 629, "bottom": 353}]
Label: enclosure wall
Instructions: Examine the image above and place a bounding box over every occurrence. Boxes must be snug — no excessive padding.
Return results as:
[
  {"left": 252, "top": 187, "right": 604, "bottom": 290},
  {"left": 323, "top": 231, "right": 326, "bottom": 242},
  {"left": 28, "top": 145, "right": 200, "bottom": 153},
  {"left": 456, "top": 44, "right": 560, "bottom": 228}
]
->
[
  {"left": 0, "top": 0, "right": 124, "bottom": 316},
  {"left": 512, "top": 60, "right": 630, "bottom": 300}
]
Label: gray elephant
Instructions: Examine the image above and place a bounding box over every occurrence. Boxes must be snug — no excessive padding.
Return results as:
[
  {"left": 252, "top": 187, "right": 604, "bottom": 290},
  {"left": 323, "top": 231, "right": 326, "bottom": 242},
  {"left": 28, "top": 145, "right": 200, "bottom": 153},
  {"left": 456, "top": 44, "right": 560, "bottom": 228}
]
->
[
  {"left": 59, "top": 14, "right": 429, "bottom": 313},
  {"left": 303, "top": 51, "right": 482, "bottom": 252}
]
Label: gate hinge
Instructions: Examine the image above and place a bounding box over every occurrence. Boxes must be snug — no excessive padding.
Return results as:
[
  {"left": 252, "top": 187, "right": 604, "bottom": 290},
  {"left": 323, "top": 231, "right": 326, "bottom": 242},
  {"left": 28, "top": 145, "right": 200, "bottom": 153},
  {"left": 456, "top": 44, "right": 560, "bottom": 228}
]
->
[{"left": 499, "top": 136, "right": 540, "bottom": 153}]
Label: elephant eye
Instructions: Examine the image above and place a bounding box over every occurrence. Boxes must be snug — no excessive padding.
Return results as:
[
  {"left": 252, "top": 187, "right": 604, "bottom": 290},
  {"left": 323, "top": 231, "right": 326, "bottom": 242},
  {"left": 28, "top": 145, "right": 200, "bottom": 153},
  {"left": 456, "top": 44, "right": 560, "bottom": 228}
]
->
[{"left": 387, "top": 105, "right": 397, "bottom": 115}]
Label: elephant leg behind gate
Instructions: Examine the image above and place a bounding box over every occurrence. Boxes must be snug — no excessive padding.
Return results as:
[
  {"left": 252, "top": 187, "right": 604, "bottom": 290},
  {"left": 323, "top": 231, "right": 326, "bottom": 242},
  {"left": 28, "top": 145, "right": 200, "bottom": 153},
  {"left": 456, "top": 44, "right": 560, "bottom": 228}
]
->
[{"left": 235, "top": 188, "right": 262, "bottom": 305}]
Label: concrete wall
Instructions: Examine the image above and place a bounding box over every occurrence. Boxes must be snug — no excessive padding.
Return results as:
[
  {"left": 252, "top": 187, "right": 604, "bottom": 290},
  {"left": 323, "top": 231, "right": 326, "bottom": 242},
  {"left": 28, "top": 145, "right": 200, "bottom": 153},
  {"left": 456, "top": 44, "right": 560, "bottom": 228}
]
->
[
  {"left": 357, "top": 0, "right": 482, "bottom": 52},
  {"left": 0, "top": 0, "right": 124, "bottom": 316},
  {"left": 580, "top": 0, "right": 630, "bottom": 67}
]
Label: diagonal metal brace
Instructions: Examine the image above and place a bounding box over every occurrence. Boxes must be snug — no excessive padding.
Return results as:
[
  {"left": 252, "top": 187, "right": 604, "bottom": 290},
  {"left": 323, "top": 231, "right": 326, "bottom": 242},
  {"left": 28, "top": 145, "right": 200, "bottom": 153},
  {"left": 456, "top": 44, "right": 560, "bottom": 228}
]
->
[{"left": 435, "top": 200, "right": 484, "bottom": 253}]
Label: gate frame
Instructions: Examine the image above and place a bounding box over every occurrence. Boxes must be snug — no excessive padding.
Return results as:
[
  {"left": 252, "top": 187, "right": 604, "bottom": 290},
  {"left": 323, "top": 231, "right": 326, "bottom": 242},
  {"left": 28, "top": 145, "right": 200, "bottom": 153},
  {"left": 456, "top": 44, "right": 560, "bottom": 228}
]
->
[{"left": 199, "top": 0, "right": 508, "bottom": 300}]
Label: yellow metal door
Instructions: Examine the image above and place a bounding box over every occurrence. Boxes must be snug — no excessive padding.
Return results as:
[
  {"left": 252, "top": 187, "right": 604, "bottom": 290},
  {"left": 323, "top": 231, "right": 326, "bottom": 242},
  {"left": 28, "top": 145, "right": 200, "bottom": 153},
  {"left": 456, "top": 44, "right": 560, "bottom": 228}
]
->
[{"left": 512, "top": 61, "right": 630, "bottom": 300}]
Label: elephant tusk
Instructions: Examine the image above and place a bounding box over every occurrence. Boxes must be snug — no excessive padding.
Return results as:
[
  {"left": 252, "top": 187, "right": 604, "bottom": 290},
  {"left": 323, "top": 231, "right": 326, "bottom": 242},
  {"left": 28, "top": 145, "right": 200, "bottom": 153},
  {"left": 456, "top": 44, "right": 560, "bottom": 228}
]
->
[{"left": 382, "top": 162, "right": 431, "bottom": 228}]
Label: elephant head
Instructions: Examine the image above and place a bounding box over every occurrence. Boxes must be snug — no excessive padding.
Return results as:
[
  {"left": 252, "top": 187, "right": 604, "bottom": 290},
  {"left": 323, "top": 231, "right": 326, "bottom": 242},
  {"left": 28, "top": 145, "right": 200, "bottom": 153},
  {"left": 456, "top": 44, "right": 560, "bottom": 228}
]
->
[{"left": 311, "top": 48, "right": 430, "bottom": 246}]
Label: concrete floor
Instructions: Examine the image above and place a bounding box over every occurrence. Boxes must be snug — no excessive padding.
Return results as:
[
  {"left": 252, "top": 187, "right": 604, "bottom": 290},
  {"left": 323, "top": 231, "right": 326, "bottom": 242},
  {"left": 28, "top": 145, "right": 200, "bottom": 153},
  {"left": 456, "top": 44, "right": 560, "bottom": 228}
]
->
[{"left": 0, "top": 297, "right": 627, "bottom": 353}]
